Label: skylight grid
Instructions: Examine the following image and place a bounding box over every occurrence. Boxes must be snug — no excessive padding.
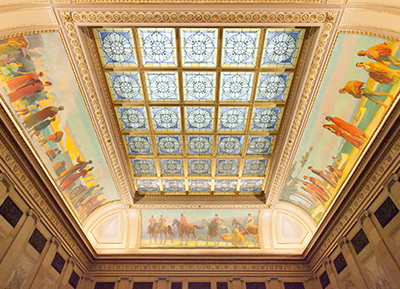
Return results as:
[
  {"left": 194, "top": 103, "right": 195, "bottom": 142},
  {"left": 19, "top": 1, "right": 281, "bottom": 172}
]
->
[{"left": 93, "top": 27, "right": 305, "bottom": 195}]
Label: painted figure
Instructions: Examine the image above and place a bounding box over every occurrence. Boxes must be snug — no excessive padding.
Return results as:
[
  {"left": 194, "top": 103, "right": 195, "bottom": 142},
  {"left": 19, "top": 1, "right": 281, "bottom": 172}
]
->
[
  {"left": 339, "top": 80, "right": 393, "bottom": 108},
  {"left": 301, "top": 181, "right": 329, "bottom": 201},
  {"left": 29, "top": 117, "right": 56, "bottom": 136},
  {"left": 159, "top": 215, "right": 166, "bottom": 224},
  {"left": 46, "top": 148, "right": 61, "bottom": 160},
  {"left": 0, "top": 36, "right": 29, "bottom": 57},
  {"left": 8, "top": 80, "right": 51, "bottom": 102},
  {"left": 56, "top": 156, "right": 93, "bottom": 184},
  {"left": 212, "top": 214, "right": 226, "bottom": 225},
  {"left": 357, "top": 42, "right": 400, "bottom": 66},
  {"left": 16, "top": 103, "right": 40, "bottom": 116},
  {"left": 180, "top": 214, "right": 188, "bottom": 226},
  {"left": 327, "top": 165, "right": 343, "bottom": 178},
  {"left": 38, "top": 131, "right": 63, "bottom": 146},
  {"left": 325, "top": 116, "right": 367, "bottom": 140},
  {"left": 303, "top": 175, "right": 328, "bottom": 194},
  {"left": 323, "top": 124, "right": 364, "bottom": 149},
  {"left": 308, "top": 166, "right": 337, "bottom": 187},
  {"left": 356, "top": 61, "right": 400, "bottom": 85},
  {"left": 5, "top": 71, "right": 44, "bottom": 91},
  {"left": 60, "top": 167, "right": 94, "bottom": 191},
  {"left": 23, "top": 105, "right": 64, "bottom": 128}
]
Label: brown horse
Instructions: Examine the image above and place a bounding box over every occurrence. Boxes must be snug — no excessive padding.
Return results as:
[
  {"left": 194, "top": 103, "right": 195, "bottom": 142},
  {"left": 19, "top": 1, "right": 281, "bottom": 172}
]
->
[
  {"left": 148, "top": 222, "right": 159, "bottom": 243},
  {"left": 157, "top": 223, "right": 175, "bottom": 244},
  {"left": 172, "top": 219, "right": 204, "bottom": 246},
  {"left": 230, "top": 218, "right": 259, "bottom": 241}
]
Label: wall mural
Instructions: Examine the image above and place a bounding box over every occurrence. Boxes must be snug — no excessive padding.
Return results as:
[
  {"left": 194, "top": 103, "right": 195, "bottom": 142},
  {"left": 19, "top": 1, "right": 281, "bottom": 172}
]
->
[
  {"left": 280, "top": 33, "right": 400, "bottom": 222},
  {"left": 0, "top": 32, "right": 120, "bottom": 221},
  {"left": 140, "top": 209, "right": 260, "bottom": 248}
]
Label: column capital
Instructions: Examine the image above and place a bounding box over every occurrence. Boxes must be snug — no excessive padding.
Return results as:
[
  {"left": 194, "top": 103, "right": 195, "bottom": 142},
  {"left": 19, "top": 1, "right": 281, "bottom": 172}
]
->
[
  {"left": 51, "top": 236, "right": 61, "bottom": 248},
  {"left": 228, "top": 278, "right": 243, "bottom": 282},
  {"left": 266, "top": 277, "right": 281, "bottom": 282},
  {"left": 357, "top": 210, "right": 370, "bottom": 224},
  {"left": 155, "top": 277, "right": 169, "bottom": 282},
  {"left": 323, "top": 257, "right": 331, "bottom": 266},
  {"left": 28, "top": 209, "right": 39, "bottom": 223},
  {"left": 338, "top": 236, "right": 347, "bottom": 248}
]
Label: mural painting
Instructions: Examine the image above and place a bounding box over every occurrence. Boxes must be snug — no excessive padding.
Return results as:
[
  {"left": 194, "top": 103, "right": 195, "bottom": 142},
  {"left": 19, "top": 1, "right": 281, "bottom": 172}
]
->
[
  {"left": 141, "top": 209, "right": 260, "bottom": 248},
  {"left": 0, "top": 33, "right": 120, "bottom": 221},
  {"left": 280, "top": 33, "right": 400, "bottom": 222}
]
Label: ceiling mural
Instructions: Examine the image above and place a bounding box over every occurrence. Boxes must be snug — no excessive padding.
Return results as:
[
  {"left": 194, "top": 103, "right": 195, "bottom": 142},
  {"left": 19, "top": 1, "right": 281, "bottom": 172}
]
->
[
  {"left": 141, "top": 209, "right": 260, "bottom": 248},
  {"left": 92, "top": 27, "right": 305, "bottom": 196},
  {"left": 279, "top": 33, "right": 400, "bottom": 222},
  {"left": 0, "top": 32, "right": 121, "bottom": 222}
]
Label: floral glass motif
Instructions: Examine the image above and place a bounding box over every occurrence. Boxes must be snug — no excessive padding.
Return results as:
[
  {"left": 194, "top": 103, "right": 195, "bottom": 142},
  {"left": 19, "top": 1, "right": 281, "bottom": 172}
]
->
[
  {"left": 218, "top": 136, "right": 243, "bottom": 155},
  {"left": 189, "top": 179, "right": 210, "bottom": 192},
  {"left": 215, "top": 179, "right": 236, "bottom": 193},
  {"left": 125, "top": 136, "right": 152, "bottom": 155},
  {"left": 147, "top": 73, "right": 178, "bottom": 101},
  {"left": 161, "top": 159, "right": 183, "bottom": 175},
  {"left": 182, "top": 29, "right": 217, "bottom": 65},
  {"left": 220, "top": 73, "right": 253, "bottom": 102},
  {"left": 244, "top": 159, "right": 267, "bottom": 175},
  {"left": 189, "top": 159, "right": 211, "bottom": 175},
  {"left": 251, "top": 108, "right": 282, "bottom": 131},
  {"left": 256, "top": 73, "right": 292, "bottom": 101},
  {"left": 157, "top": 136, "right": 181, "bottom": 154},
  {"left": 219, "top": 107, "right": 247, "bottom": 131},
  {"left": 117, "top": 107, "right": 148, "bottom": 130},
  {"left": 240, "top": 179, "right": 263, "bottom": 193},
  {"left": 151, "top": 107, "right": 180, "bottom": 131},
  {"left": 184, "top": 73, "right": 215, "bottom": 101},
  {"left": 217, "top": 159, "right": 238, "bottom": 175},
  {"left": 223, "top": 29, "right": 259, "bottom": 66},
  {"left": 108, "top": 73, "right": 142, "bottom": 101},
  {"left": 132, "top": 159, "right": 156, "bottom": 175},
  {"left": 95, "top": 29, "right": 136, "bottom": 66},
  {"left": 186, "top": 107, "right": 213, "bottom": 131},
  {"left": 139, "top": 28, "right": 175, "bottom": 65},
  {"left": 163, "top": 179, "right": 185, "bottom": 193},
  {"left": 247, "top": 136, "right": 273, "bottom": 155},
  {"left": 137, "top": 179, "right": 160, "bottom": 193},
  {"left": 263, "top": 29, "right": 304, "bottom": 68},
  {"left": 187, "top": 136, "right": 212, "bottom": 154}
]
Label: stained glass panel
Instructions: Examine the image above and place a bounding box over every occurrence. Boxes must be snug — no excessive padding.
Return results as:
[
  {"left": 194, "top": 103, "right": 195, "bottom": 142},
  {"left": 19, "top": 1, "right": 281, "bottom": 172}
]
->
[
  {"left": 161, "top": 159, "right": 183, "bottom": 175},
  {"left": 157, "top": 136, "right": 181, "bottom": 154},
  {"left": 189, "top": 179, "right": 211, "bottom": 193},
  {"left": 146, "top": 73, "right": 179, "bottom": 102},
  {"left": 187, "top": 136, "right": 212, "bottom": 155},
  {"left": 220, "top": 73, "right": 253, "bottom": 102},
  {"left": 251, "top": 108, "right": 282, "bottom": 131},
  {"left": 222, "top": 29, "right": 260, "bottom": 67},
  {"left": 138, "top": 28, "right": 176, "bottom": 66},
  {"left": 240, "top": 179, "right": 263, "bottom": 193},
  {"left": 216, "top": 159, "right": 239, "bottom": 175},
  {"left": 150, "top": 107, "right": 180, "bottom": 131},
  {"left": 256, "top": 73, "right": 293, "bottom": 102},
  {"left": 218, "top": 107, "right": 248, "bottom": 131},
  {"left": 243, "top": 159, "right": 267, "bottom": 175},
  {"left": 189, "top": 159, "right": 211, "bottom": 175},
  {"left": 247, "top": 136, "right": 273, "bottom": 155},
  {"left": 137, "top": 179, "right": 160, "bottom": 193},
  {"left": 163, "top": 179, "right": 185, "bottom": 193},
  {"left": 125, "top": 136, "right": 152, "bottom": 155},
  {"left": 185, "top": 107, "right": 214, "bottom": 131},
  {"left": 218, "top": 136, "right": 243, "bottom": 155},
  {"left": 94, "top": 28, "right": 136, "bottom": 67},
  {"left": 215, "top": 179, "right": 237, "bottom": 193},
  {"left": 106, "top": 73, "right": 143, "bottom": 102},
  {"left": 181, "top": 29, "right": 218, "bottom": 67},
  {"left": 184, "top": 73, "right": 215, "bottom": 102},
  {"left": 116, "top": 107, "right": 148, "bottom": 131},
  {"left": 132, "top": 159, "right": 156, "bottom": 175},
  {"left": 262, "top": 29, "right": 305, "bottom": 68}
]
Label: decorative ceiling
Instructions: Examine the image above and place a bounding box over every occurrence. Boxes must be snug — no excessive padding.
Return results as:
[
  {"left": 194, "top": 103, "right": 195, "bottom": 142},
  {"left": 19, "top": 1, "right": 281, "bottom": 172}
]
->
[{"left": 92, "top": 27, "right": 304, "bottom": 196}]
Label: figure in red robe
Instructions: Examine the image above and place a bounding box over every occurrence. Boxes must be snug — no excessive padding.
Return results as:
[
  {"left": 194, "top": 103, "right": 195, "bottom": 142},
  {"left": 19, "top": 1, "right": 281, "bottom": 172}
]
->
[
  {"left": 60, "top": 167, "right": 94, "bottom": 191},
  {"left": 23, "top": 105, "right": 64, "bottom": 128},
  {"left": 325, "top": 116, "right": 367, "bottom": 140},
  {"left": 357, "top": 42, "right": 400, "bottom": 66},
  {"left": 56, "top": 156, "right": 93, "bottom": 184},
  {"left": 323, "top": 124, "right": 364, "bottom": 149},
  {"left": 8, "top": 80, "right": 51, "bottom": 102},
  {"left": 6, "top": 71, "right": 43, "bottom": 91}
]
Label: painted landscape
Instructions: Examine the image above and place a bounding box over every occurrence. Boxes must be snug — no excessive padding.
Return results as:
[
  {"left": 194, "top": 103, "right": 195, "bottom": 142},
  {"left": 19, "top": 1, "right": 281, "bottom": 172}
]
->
[
  {"left": 141, "top": 209, "right": 260, "bottom": 248},
  {"left": 280, "top": 33, "right": 400, "bottom": 222},
  {"left": 0, "top": 32, "right": 120, "bottom": 221}
]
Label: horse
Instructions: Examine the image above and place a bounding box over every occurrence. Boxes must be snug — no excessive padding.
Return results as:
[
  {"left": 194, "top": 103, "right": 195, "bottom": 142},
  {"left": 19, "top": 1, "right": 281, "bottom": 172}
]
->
[
  {"left": 148, "top": 222, "right": 160, "bottom": 244},
  {"left": 230, "top": 217, "right": 259, "bottom": 241},
  {"left": 156, "top": 222, "right": 175, "bottom": 245},
  {"left": 199, "top": 219, "right": 231, "bottom": 246},
  {"left": 172, "top": 219, "right": 203, "bottom": 246}
]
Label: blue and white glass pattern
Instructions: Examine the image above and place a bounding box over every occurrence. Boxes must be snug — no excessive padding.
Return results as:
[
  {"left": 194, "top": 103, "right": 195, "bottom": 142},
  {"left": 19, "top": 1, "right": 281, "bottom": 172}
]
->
[
  {"left": 157, "top": 136, "right": 181, "bottom": 154},
  {"left": 247, "top": 136, "right": 273, "bottom": 155},
  {"left": 215, "top": 179, "right": 236, "bottom": 193},
  {"left": 184, "top": 73, "right": 215, "bottom": 101},
  {"left": 161, "top": 159, "right": 183, "bottom": 175},
  {"left": 137, "top": 179, "right": 160, "bottom": 193},
  {"left": 216, "top": 159, "right": 238, "bottom": 175},
  {"left": 256, "top": 73, "right": 291, "bottom": 101},
  {"left": 187, "top": 136, "right": 212, "bottom": 154},
  {"left": 189, "top": 159, "right": 210, "bottom": 175},
  {"left": 182, "top": 29, "right": 217, "bottom": 65},
  {"left": 117, "top": 107, "right": 148, "bottom": 130},
  {"left": 220, "top": 73, "right": 253, "bottom": 102},
  {"left": 125, "top": 136, "right": 152, "bottom": 155},
  {"left": 132, "top": 159, "right": 156, "bottom": 175},
  {"left": 147, "top": 73, "right": 178, "bottom": 101},
  {"left": 186, "top": 107, "right": 213, "bottom": 130},
  {"left": 218, "top": 136, "right": 243, "bottom": 155},
  {"left": 251, "top": 108, "right": 282, "bottom": 131},
  {"left": 151, "top": 107, "right": 180, "bottom": 131},
  {"left": 96, "top": 29, "right": 136, "bottom": 66},
  {"left": 189, "top": 179, "right": 210, "bottom": 192},
  {"left": 108, "top": 73, "right": 142, "bottom": 101},
  {"left": 263, "top": 29, "right": 304, "bottom": 67},
  {"left": 240, "top": 179, "right": 263, "bottom": 193},
  {"left": 139, "top": 28, "right": 175, "bottom": 65},
  {"left": 223, "top": 29, "right": 259, "bottom": 66},
  {"left": 244, "top": 159, "right": 267, "bottom": 175},
  {"left": 219, "top": 107, "right": 247, "bottom": 130},
  {"left": 163, "top": 179, "right": 185, "bottom": 193}
]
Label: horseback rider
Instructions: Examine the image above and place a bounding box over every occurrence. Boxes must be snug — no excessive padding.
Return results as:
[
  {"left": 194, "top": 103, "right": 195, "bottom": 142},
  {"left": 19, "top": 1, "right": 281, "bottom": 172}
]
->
[
  {"left": 148, "top": 215, "right": 157, "bottom": 234},
  {"left": 158, "top": 214, "right": 166, "bottom": 229},
  {"left": 180, "top": 214, "right": 188, "bottom": 226},
  {"left": 212, "top": 214, "right": 226, "bottom": 225},
  {"left": 243, "top": 213, "right": 253, "bottom": 230}
]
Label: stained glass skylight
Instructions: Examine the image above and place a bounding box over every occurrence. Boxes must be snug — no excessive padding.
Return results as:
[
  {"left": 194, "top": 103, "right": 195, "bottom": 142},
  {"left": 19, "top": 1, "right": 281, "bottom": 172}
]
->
[{"left": 94, "top": 26, "right": 305, "bottom": 196}]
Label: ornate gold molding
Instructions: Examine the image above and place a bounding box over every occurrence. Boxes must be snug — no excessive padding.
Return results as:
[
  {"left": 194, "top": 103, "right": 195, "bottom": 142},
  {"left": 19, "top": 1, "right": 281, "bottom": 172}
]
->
[
  {"left": 0, "top": 7, "right": 57, "bottom": 32},
  {"left": 74, "top": 0, "right": 321, "bottom": 3},
  {"left": 0, "top": 0, "right": 49, "bottom": 7}
]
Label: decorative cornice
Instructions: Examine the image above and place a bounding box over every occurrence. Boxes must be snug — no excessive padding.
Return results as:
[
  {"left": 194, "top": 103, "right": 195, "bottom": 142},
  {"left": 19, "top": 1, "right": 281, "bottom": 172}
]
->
[{"left": 74, "top": 0, "right": 321, "bottom": 3}]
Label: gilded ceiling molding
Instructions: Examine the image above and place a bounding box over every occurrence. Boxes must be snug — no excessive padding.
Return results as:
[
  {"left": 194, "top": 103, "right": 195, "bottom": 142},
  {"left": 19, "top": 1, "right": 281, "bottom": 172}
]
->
[
  {"left": 266, "top": 14, "right": 337, "bottom": 207},
  {"left": 74, "top": 0, "right": 321, "bottom": 4},
  {"left": 0, "top": 0, "right": 49, "bottom": 7},
  {"left": 0, "top": 7, "right": 57, "bottom": 32},
  {"left": 0, "top": 116, "right": 91, "bottom": 270}
]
